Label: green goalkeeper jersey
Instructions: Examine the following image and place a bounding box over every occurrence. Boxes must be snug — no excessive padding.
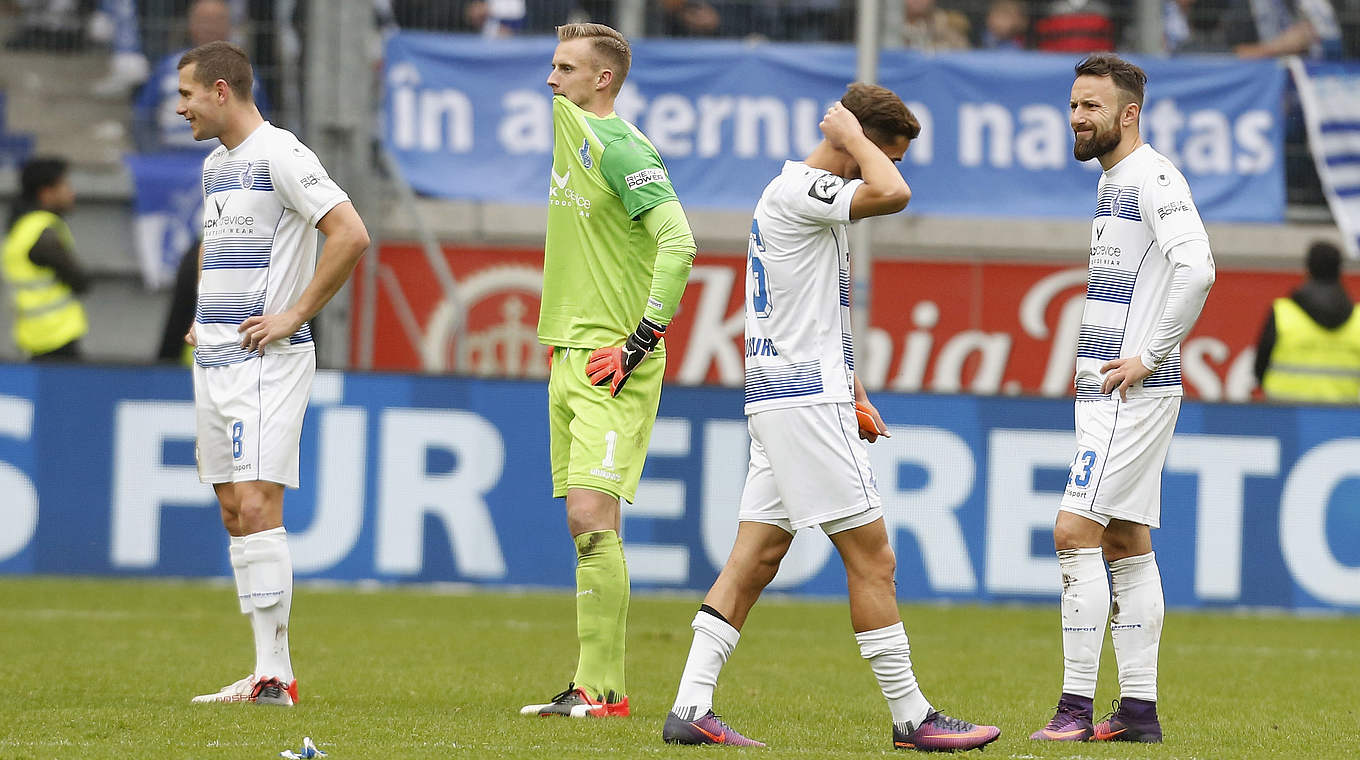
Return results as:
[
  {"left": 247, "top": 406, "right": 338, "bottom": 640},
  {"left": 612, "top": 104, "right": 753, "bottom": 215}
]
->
[{"left": 538, "top": 95, "right": 679, "bottom": 350}]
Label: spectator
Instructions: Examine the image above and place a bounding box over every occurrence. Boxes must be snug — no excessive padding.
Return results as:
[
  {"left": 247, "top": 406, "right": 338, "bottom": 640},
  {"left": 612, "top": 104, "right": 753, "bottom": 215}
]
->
[
  {"left": 91, "top": 0, "right": 151, "bottom": 98},
  {"left": 901, "top": 0, "right": 971, "bottom": 51},
  {"left": 132, "top": 0, "right": 269, "bottom": 151},
  {"left": 1034, "top": 0, "right": 1114, "bottom": 53},
  {"left": 5, "top": 0, "right": 85, "bottom": 51},
  {"left": 1226, "top": 0, "right": 1344, "bottom": 59},
  {"left": 392, "top": 0, "right": 496, "bottom": 33},
  {"left": 483, "top": 0, "right": 528, "bottom": 35},
  {"left": 1255, "top": 241, "right": 1360, "bottom": 403},
  {"left": 659, "top": 0, "right": 723, "bottom": 36},
  {"left": 780, "top": 0, "right": 852, "bottom": 42},
  {"left": 2, "top": 157, "right": 90, "bottom": 361},
  {"left": 1162, "top": 0, "right": 1228, "bottom": 54},
  {"left": 980, "top": 0, "right": 1028, "bottom": 49},
  {"left": 157, "top": 237, "right": 200, "bottom": 364}
]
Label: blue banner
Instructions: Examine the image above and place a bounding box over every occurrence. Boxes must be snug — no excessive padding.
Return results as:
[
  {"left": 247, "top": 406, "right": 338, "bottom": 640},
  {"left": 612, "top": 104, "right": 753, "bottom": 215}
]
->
[
  {"left": 1, "top": 363, "right": 1357, "bottom": 612},
  {"left": 383, "top": 34, "right": 1286, "bottom": 222},
  {"left": 125, "top": 151, "right": 206, "bottom": 289}
]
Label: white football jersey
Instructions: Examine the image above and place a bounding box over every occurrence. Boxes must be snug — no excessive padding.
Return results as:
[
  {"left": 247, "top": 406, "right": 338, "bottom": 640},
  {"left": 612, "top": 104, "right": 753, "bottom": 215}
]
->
[
  {"left": 195, "top": 122, "right": 349, "bottom": 367},
  {"left": 744, "top": 161, "right": 864, "bottom": 415},
  {"left": 1075, "top": 144, "right": 1209, "bottom": 399}
]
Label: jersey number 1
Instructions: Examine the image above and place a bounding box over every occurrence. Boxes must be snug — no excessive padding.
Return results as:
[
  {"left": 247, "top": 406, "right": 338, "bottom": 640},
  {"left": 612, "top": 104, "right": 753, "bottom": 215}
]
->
[{"left": 602, "top": 430, "right": 618, "bottom": 469}]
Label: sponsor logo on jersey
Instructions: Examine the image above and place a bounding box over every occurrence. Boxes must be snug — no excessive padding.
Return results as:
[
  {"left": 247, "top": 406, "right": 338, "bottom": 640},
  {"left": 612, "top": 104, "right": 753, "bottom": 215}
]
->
[
  {"left": 550, "top": 167, "right": 569, "bottom": 197},
  {"left": 1157, "top": 200, "right": 1190, "bottom": 220},
  {"left": 203, "top": 214, "right": 257, "bottom": 231},
  {"left": 744, "top": 337, "right": 778, "bottom": 357},
  {"left": 300, "top": 172, "right": 325, "bottom": 189},
  {"left": 808, "top": 174, "right": 845, "bottom": 204},
  {"left": 1096, "top": 221, "right": 1106, "bottom": 239},
  {"left": 1090, "top": 244, "right": 1121, "bottom": 259},
  {"left": 548, "top": 166, "right": 591, "bottom": 216},
  {"left": 624, "top": 168, "right": 666, "bottom": 191},
  {"left": 579, "top": 138, "right": 593, "bottom": 169}
]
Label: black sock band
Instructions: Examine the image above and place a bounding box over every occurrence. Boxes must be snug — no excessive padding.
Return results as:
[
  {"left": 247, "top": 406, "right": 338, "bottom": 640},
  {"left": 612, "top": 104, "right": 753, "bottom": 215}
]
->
[{"left": 698, "top": 603, "right": 731, "bottom": 626}]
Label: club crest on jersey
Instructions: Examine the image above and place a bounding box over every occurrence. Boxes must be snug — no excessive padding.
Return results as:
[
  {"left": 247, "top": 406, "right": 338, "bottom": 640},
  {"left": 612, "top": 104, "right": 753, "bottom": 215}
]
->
[{"left": 579, "top": 138, "right": 593, "bottom": 169}]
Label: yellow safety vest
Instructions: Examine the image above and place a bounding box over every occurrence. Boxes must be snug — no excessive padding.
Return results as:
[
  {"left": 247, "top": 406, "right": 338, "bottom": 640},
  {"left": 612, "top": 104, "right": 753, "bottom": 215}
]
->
[
  {"left": 1, "top": 210, "right": 89, "bottom": 356},
  {"left": 1262, "top": 297, "right": 1360, "bottom": 403}
]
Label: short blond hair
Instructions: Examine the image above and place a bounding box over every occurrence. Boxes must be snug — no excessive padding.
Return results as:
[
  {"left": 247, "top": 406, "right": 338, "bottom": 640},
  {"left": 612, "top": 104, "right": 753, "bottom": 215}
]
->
[{"left": 557, "top": 22, "right": 631, "bottom": 93}]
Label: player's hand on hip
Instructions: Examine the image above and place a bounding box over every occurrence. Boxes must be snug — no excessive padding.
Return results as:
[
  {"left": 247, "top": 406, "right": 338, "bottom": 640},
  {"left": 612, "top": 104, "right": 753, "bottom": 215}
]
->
[
  {"left": 238, "top": 310, "right": 304, "bottom": 353},
  {"left": 854, "top": 399, "right": 890, "bottom": 443},
  {"left": 1100, "top": 356, "right": 1154, "bottom": 401},
  {"left": 585, "top": 317, "right": 665, "bottom": 397},
  {"left": 819, "top": 102, "right": 864, "bottom": 151}
]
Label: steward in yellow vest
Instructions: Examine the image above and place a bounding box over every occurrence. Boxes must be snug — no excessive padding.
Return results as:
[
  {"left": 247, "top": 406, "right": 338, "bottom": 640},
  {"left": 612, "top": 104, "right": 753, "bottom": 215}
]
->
[
  {"left": 3, "top": 157, "right": 89, "bottom": 359},
  {"left": 1255, "top": 242, "right": 1360, "bottom": 403}
]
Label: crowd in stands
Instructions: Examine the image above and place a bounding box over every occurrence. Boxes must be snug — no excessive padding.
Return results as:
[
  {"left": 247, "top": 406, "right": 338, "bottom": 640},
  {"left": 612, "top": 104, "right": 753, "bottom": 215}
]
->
[
  {"left": 6, "top": 0, "right": 279, "bottom": 123},
  {"left": 383, "top": 0, "right": 1358, "bottom": 58},
  {"left": 6, "top": 2, "right": 1355, "bottom": 86}
]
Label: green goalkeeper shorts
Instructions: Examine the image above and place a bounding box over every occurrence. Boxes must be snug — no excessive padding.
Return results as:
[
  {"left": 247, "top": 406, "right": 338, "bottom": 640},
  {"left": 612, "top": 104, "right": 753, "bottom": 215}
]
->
[{"left": 548, "top": 345, "right": 665, "bottom": 503}]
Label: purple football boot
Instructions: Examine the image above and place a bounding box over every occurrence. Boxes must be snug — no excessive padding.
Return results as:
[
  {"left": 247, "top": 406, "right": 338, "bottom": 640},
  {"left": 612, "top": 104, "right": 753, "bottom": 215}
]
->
[
  {"left": 1093, "top": 698, "right": 1162, "bottom": 743},
  {"left": 894, "top": 710, "right": 1001, "bottom": 752},
  {"left": 663, "top": 709, "right": 766, "bottom": 747},
  {"left": 1030, "top": 693, "right": 1095, "bottom": 741}
]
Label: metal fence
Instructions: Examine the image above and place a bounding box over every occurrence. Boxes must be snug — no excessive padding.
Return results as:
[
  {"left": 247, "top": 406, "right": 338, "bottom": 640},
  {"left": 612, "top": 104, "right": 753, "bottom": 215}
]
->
[
  {"left": 1, "top": 0, "right": 296, "bottom": 151},
  {"left": 387, "top": 0, "right": 1360, "bottom": 54}
]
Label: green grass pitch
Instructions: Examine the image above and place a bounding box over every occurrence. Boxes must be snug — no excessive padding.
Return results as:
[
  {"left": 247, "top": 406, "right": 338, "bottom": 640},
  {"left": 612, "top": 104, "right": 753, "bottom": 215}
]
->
[{"left": 1, "top": 577, "right": 1356, "bottom": 759}]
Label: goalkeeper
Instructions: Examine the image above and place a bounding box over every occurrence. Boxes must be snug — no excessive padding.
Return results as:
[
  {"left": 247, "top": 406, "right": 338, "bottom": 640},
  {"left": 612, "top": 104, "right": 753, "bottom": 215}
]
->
[{"left": 521, "top": 22, "right": 696, "bottom": 719}]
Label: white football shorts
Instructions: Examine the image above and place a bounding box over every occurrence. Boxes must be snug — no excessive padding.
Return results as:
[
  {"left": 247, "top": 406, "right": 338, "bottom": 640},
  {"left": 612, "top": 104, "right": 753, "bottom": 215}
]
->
[
  {"left": 194, "top": 350, "right": 315, "bottom": 488},
  {"left": 739, "top": 402, "right": 883, "bottom": 535},
  {"left": 1059, "top": 395, "right": 1181, "bottom": 529}
]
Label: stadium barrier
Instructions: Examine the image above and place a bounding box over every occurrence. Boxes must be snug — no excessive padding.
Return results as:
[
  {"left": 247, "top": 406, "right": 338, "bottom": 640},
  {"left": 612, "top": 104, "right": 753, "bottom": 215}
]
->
[{"left": 1, "top": 362, "right": 1356, "bottom": 613}]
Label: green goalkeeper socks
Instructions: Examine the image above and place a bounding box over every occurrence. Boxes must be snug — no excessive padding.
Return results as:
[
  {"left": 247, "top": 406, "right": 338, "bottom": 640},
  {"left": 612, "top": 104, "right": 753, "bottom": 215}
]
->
[{"left": 572, "top": 529, "right": 629, "bottom": 700}]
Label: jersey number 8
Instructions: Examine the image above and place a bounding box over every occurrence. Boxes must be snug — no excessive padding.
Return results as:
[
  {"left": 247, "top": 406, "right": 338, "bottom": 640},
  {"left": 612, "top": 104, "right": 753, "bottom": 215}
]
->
[{"left": 232, "top": 421, "right": 244, "bottom": 460}]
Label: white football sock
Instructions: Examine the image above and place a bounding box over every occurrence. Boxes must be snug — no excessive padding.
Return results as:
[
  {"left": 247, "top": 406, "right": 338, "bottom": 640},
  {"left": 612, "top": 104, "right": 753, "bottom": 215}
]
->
[
  {"left": 857, "top": 622, "right": 932, "bottom": 728},
  {"left": 229, "top": 536, "right": 252, "bottom": 616},
  {"left": 1109, "top": 552, "right": 1163, "bottom": 703},
  {"left": 244, "top": 526, "right": 294, "bottom": 683},
  {"left": 1059, "top": 547, "right": 1109, "bottom": 699},
  {"left": 671, "top": 609, "right": 739, "bottom": 720}
]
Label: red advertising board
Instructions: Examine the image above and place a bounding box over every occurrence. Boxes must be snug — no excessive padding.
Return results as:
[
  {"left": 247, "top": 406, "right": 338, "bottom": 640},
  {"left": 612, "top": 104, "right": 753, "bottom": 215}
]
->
[{"left": 353, "top": 243, "right": 1358, "bottom": 401}]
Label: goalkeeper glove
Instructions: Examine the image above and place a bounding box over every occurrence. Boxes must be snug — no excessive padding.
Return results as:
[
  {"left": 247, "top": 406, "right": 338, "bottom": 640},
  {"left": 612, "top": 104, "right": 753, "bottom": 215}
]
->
[
  {"left": 585, "top": 317, "right": 665, "bottom": 397},
  {"left": 854, "top": 399, "right": 890, "bottom": 442}
]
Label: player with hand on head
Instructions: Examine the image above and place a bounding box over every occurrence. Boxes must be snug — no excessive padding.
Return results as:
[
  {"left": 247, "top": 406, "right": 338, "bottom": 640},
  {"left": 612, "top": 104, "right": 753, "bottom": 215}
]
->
[
  {"left": 661, "top": 84, "right": 999, "bottom": 752},
  {"left": 178, "top": 40, "right": 370, "bottom": 706},
  {"left": 1030, "top": 53, "right": 1214, "bottom": 744},
  {"left": 520, "top": 22, "right": 697, "bottom": 718}
]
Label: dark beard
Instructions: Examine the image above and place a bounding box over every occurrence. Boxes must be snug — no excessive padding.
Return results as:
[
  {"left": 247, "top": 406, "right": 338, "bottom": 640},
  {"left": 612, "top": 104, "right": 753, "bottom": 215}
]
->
[{"left": 1073, "top": 126, "right": 1121, "bottom": 162}]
